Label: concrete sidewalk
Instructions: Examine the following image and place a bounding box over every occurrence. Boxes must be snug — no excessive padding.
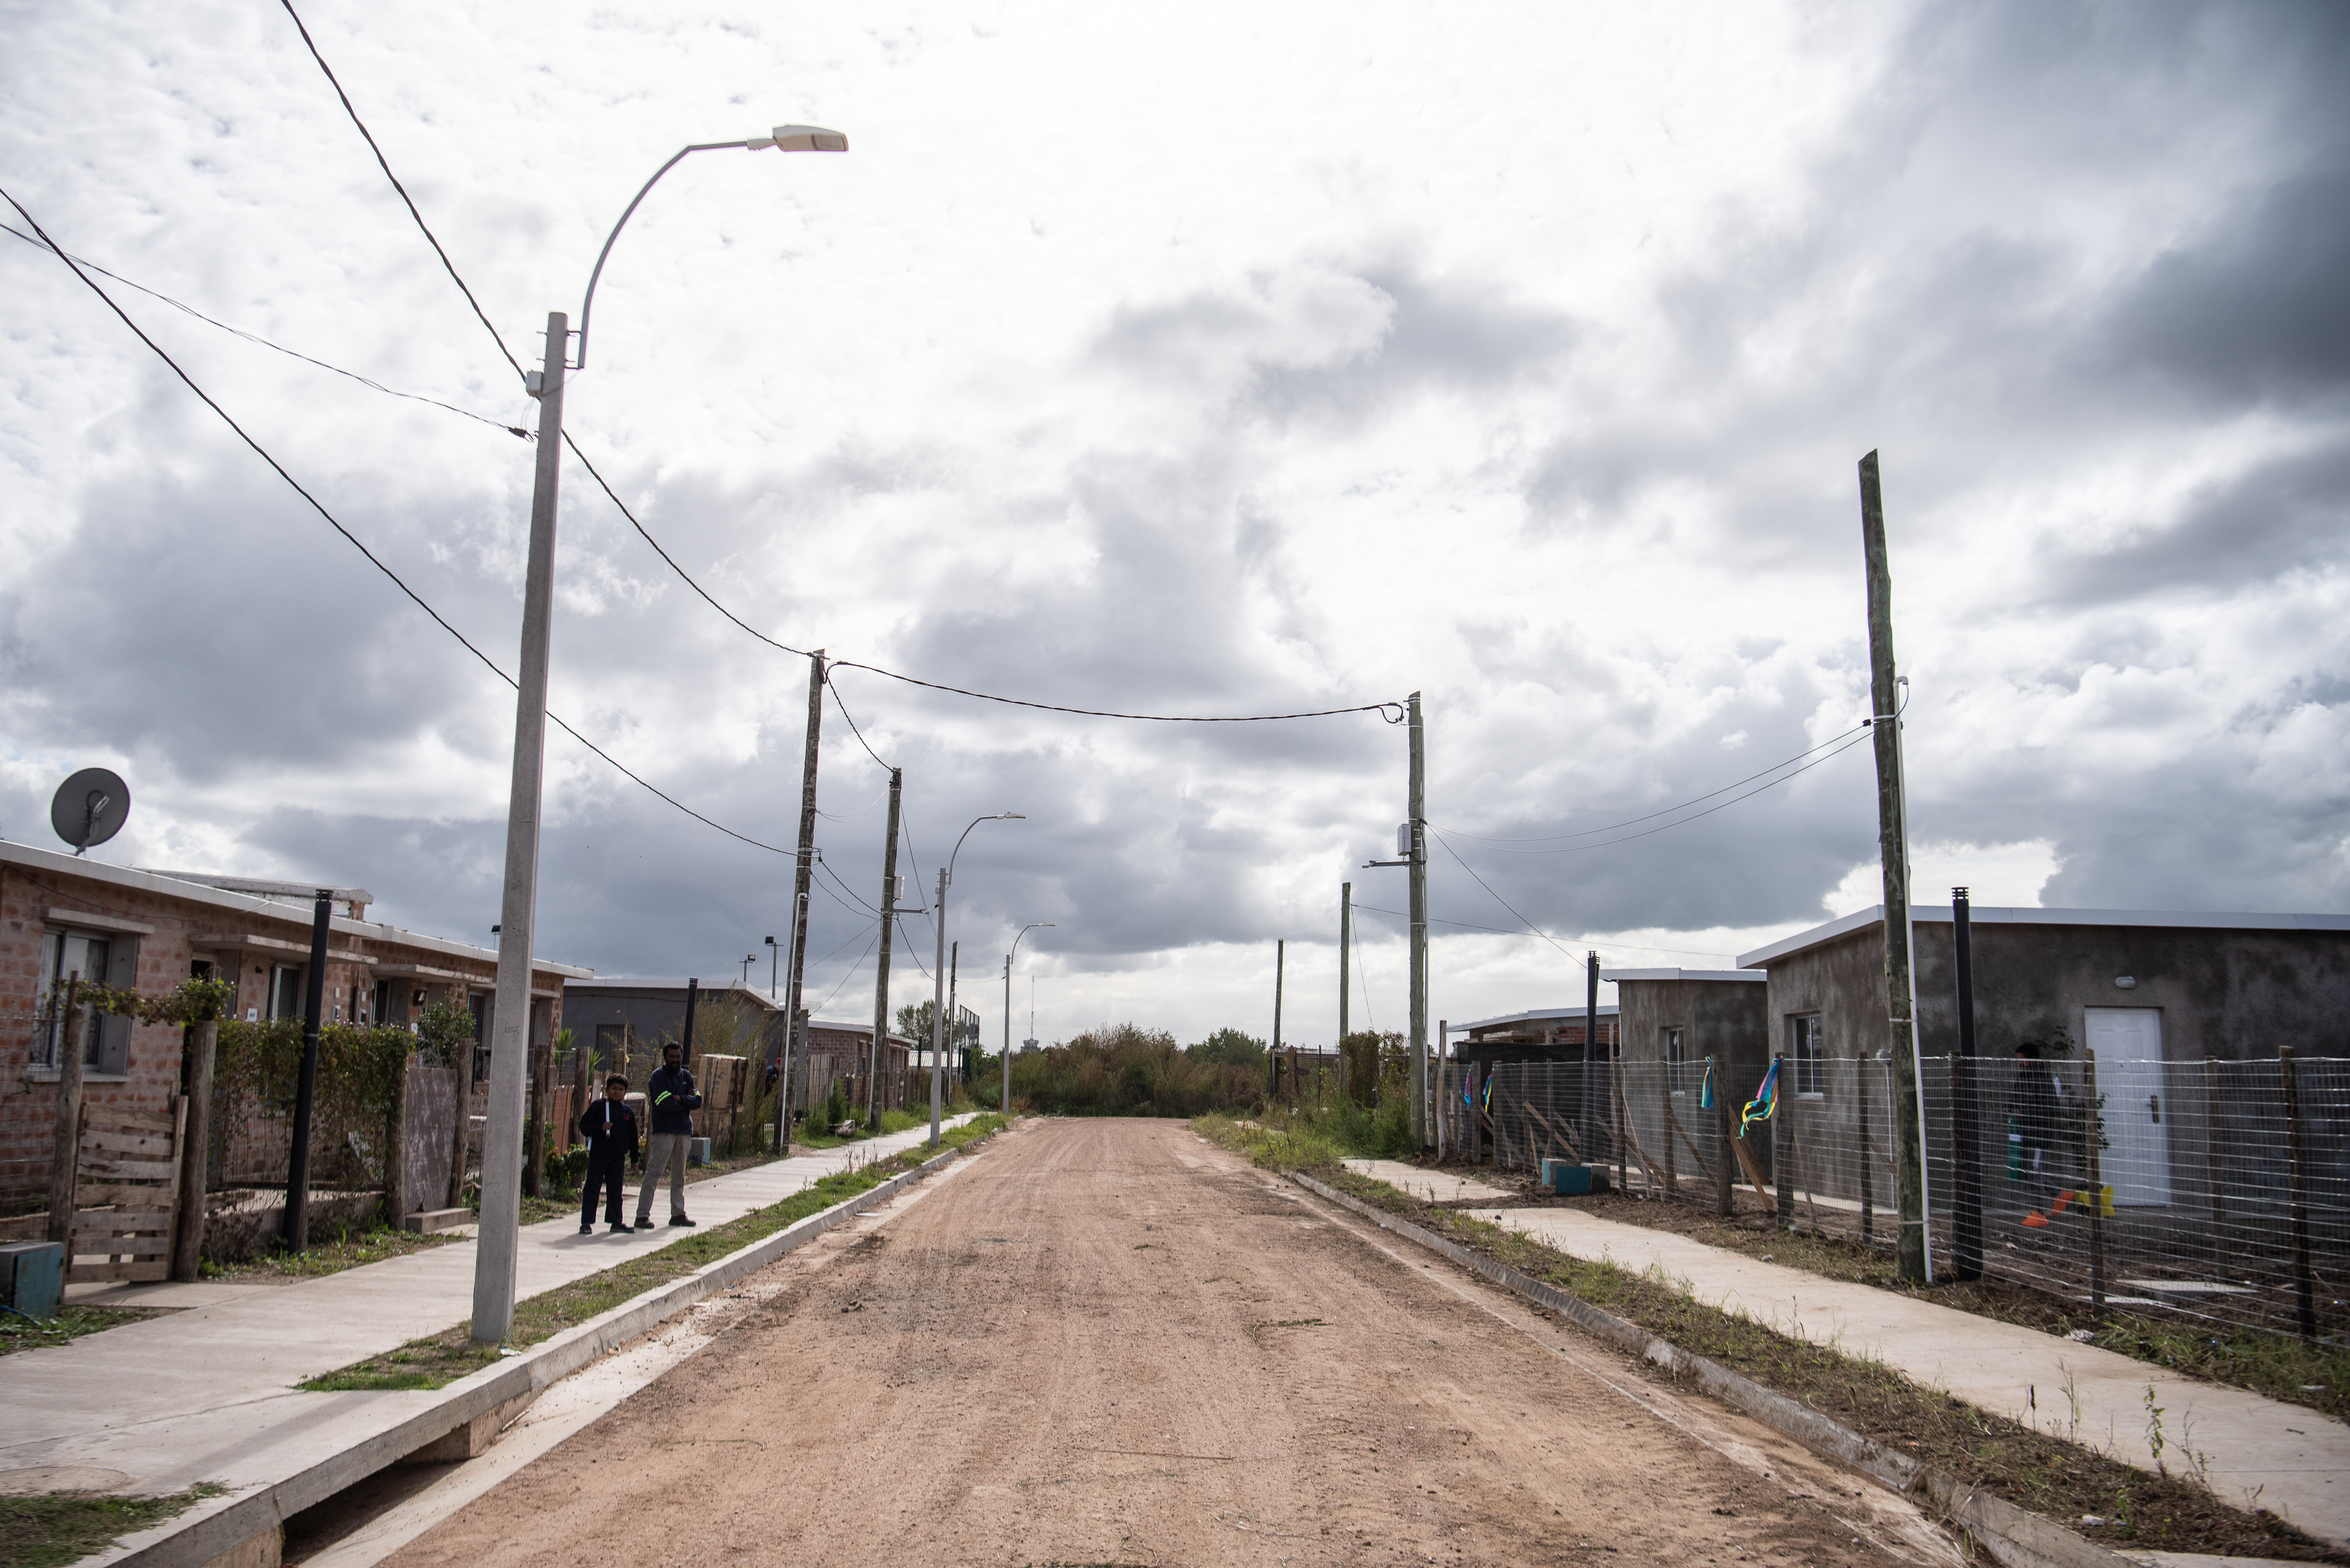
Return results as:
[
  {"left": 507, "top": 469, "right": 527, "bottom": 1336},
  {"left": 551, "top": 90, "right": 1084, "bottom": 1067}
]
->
[
  {"left": 1343, "top": 1158, "right": 1512, "bottom": 1204},
  {"left": 0, "top": 1116, "right": 977, "bottom": 1505},
  {"left": 1448, "top": 1200, "right": 2347, "bottom": 1548}
]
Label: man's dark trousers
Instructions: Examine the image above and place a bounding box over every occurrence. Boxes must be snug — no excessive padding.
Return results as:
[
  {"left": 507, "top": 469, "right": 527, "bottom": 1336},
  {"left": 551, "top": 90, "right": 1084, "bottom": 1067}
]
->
[{"left": 581, "top": 1150, "right": 628, "bottom": 1228}]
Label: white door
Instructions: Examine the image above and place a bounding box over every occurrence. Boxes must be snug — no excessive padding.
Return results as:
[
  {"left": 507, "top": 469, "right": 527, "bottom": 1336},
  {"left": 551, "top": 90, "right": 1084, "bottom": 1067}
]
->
[{"left": 2084, "top": 1008, "right": 2172, "bottom": 1208}]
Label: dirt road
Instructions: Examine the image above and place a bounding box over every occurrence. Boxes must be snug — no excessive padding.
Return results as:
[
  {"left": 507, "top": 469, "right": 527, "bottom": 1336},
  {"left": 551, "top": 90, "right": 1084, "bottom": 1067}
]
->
[{"left": 385, "top": 1120, "right": 1954, "bottom": 1566}]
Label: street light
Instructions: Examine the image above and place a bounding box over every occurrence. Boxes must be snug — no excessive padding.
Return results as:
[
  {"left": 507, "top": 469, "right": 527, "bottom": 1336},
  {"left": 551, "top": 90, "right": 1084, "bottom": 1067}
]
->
[
  {"left": 475, "top": 124, "right": 848, "bottom": 1348},
  {"left": 764, "top": 934, "right": 779, "bottom": 1000},
  {"left": 1003, "top": 923, "right": 1053, "bottom": 1115},
  {"left": 930, "top": 814, "right": 1025, "bottom": 1147},
  {"left": 739, "top": 954, "right": 757, "bottom": 987}
]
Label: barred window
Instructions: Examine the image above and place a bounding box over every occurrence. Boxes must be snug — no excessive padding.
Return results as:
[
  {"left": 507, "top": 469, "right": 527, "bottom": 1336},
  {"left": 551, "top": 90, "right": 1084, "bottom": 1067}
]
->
[{"left": 1788, "top": 1013, "right": 1825, "bottom": 1097}]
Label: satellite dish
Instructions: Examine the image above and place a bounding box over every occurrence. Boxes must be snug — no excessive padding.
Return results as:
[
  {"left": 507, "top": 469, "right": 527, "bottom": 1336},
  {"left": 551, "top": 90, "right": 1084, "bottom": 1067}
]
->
[{"left": 51, "top": 768, "right": 130, "bottom": 857}]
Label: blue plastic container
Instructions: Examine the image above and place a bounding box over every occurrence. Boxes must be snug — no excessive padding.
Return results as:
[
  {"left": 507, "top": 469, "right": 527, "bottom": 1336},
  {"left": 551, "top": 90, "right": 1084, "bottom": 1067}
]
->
[{"left": 1, "top": 1240, "right": 64, "bottom": 1321}]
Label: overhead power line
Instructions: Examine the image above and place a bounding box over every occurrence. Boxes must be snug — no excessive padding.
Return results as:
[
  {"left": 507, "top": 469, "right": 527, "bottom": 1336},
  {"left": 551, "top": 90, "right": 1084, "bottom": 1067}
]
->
[
  {"left": 0, "top": 224, "right": 530, "bottom": 440},
  {"left": 278, "top": 5, "right": 1408, "bottom": 732},
  {"left": 1349, "top": 902, "right": 1738, "bottom": 963},
  {"left": 1434, "top": 721, "right": 1871, "bottom": 847},
  {"left": 277, "top": 0, "right": 526, "bottom": 382},
  {"left": 2, "top": 184, "right": 794, "bottom": 861}
]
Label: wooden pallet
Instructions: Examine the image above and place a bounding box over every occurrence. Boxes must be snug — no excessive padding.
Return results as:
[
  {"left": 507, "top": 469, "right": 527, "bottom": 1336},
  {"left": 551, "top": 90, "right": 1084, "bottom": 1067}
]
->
[{"left": 67, "top": 1100, "right": 185, "bottom": 1284}]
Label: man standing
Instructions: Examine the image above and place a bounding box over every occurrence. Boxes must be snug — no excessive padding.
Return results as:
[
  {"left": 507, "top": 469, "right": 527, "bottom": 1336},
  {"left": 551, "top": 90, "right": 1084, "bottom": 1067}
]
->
[
  {"left": 578, "top": 1074, "right": 638, "bottom": 1235},
  {"left": 636, "top": 1041, "right": 703, "bottom": 1230}
]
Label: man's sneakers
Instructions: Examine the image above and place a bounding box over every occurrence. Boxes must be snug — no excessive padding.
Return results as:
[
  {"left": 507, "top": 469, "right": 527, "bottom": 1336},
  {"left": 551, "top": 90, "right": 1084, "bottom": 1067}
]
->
[
  {"left": 669, "top": 1215, "right": 697, "bottom": 1227},
  {"left": 2022, "top": 1210, "right": 2050, "bottom": 1228},
  {"left": 634, "top": 1218, "right": 656, "bottom": 1230},
  {"left": 578, "top": 1223, "right": 595, "bottom": 1236},
  {"left": 609, "top": 1223, "right": 631, "bottom": 1234}
]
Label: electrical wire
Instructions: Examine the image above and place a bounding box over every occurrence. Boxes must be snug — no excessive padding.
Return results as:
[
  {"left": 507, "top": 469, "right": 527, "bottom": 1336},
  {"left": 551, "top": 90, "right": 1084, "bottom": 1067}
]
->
[
  {"left": 1349, "top": 902, "right": 1737, "bottom": 963},
  {"left": 0, "top": 224, "right": 530, "bottom": 440},
  {"left": 1438, "top": 729, "right": 1875, "bottom": 858},
  {"left": 1, "top": 184, "right": 794, "bottom": 862},
  {"left": 1433, "top": 722, "right": 1871, "bottom": 847},
  {"left": 827, "top": 677, "right": 893, "bottom": 772},
  {"left": 1423, "top": 830, "right": 1584, "bottom": 964},
  {"left": 280, "top": 7, "right": 1407, "bottom": 732},
  {"left": 808, "top": 926, "right": 883, "bottom": 1015},
  {"left": 277, "top": 0, "right": 526, "bottom": 382}
]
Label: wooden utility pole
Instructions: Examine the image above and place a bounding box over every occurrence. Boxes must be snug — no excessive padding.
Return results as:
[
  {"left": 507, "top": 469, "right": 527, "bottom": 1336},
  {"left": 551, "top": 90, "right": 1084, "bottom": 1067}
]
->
[
  {"left": 1584, "top": 951, "right": 1601, "bottom": 1169},
  {"left": 867, "top": 767, "right": 903, "bottom": 1130},
  {"left": 46, "top": 976, "right": 85, "bottom": 1247},
  {"left": 1338, "top": 882, "right": 1351, "bottom": 1104},
  {"left": 782, "top": 650, "right": 825, "bottom": 1140},
  {"left": 1860, "top": 451, "right": 1929, "bottom": 1284},
  {"left": 1951, "top": 886, "right": 1983, "bottom": 1279},
  {"left": 1407, "top": 691, "right": 1428, "bottom": 1149},
  {"left": 172, "top": 1013, "right": 218, "bottom": 1280},
  {"left": 946, "top": 941, "right": 960, "bottom": 1101}
]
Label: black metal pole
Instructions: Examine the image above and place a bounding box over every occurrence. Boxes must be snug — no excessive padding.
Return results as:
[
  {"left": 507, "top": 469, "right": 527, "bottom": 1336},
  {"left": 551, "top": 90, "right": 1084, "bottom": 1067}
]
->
[
  {"left": 1951, "top": 887, "right": 1983, "bottom": 1279},
  {"left": 681, "top": 977, "right": 700, "bottom": 1068},
  {"left": 284, "top": 888, "right": 333, "bottom": 1251}
]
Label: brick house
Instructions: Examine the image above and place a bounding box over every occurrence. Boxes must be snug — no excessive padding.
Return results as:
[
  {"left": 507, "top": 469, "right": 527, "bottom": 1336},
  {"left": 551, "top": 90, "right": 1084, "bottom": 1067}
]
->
[{"left": 2, "top": 839, "right": 589, "bottom": 1213}]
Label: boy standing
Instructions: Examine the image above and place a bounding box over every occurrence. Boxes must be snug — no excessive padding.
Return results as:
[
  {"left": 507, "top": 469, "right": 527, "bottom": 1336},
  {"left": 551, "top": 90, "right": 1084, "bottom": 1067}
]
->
[{"left": 579, "top": 1075, "right": 638, "bottom": 1235}]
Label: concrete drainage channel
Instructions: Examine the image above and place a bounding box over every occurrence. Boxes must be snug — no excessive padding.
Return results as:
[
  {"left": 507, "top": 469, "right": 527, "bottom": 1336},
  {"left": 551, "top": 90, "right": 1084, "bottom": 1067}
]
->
[
  {"left": 90, "top": 1125, "right": 1009, "bottom": 1568},
  {"left": 1289, "top": 1172, "right": 2136, "bottom": 1568}
]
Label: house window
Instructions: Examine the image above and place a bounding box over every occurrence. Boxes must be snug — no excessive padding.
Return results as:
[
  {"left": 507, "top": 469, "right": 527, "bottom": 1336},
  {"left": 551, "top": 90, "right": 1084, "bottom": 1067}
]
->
[
  {"left": 1663, "top": 1027, "right": 1687, "bottom": 1094},
  {"left": 1788, "top": 1013, "right": 1825, "bottom": 1097},
  {"left": 269, "top": 964, "right": 306, "bottom": 1021},
  {"left": 34, "top": 929, "right": 111, "bottom": 1070}
]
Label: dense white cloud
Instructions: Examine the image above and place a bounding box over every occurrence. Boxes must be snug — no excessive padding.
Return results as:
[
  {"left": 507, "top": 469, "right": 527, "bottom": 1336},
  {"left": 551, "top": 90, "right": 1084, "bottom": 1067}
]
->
[{"left": 3, "top": 1, "right": 2345, "bottom": 1046}]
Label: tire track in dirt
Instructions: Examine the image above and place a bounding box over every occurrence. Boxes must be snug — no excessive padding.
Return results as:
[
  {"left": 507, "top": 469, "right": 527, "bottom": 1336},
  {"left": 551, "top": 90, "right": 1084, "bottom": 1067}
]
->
[{"left": 382, "top": 1119, "right": 1940, "bottom": 1566}]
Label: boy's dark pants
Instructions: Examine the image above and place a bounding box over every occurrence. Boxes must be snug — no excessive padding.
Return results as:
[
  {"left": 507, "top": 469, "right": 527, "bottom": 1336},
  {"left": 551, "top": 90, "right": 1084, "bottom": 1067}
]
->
[{"left": 581, "top": 1150, "right": 629, "bottom": 1227}]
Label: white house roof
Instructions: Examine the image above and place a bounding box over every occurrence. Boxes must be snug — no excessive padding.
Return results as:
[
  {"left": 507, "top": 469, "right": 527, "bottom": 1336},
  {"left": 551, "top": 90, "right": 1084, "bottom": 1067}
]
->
[
  {"left": 566, "top": 978, "right": 779, "bottom": 1004},
  {"left": 2, "top": 839, "right": 591, "bottom": 977},
  {"left": 1459, "top": 1005, "right": 1619, "bottom": 1032},
  {"left": 1736, "top": 904, "right": 2350, "bottom": 970},
  {"left": 1604, "top": 967, "right": 1766, "bottom": 984}
]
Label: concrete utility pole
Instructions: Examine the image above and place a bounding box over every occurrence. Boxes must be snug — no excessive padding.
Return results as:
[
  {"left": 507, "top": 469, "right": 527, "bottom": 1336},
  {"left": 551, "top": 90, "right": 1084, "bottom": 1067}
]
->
[
  {"left": 475, "top": 316, "right": 567, "bottom": 1340},
  {"left": 929, "top": 866, "right": 949, "bottom": 1145},
  {"left": 867, "top": 768, "right": 902, "bottom": 1132},
  {"left": 1338, "top": 881, "right": 1351, "bottom": 1103},
  {"left": 782, "top": 650, "right": 825, "bottom": 1144},
  {"left": 1860, "top": 450, "right": 1930, "bottom": 1285},
  {"left": 1408, "top": 691, "right": 1429, "bottom": 1149},
  {"left": 1272, "top": 939, "right": 1285, "bottom": 1104}
]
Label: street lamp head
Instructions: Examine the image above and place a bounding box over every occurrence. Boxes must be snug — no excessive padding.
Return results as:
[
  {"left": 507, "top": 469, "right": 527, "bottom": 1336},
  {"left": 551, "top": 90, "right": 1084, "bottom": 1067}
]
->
[
  {"left": 999, "top": 812, "right": 1026, "bottom": 820},
  {"left": 753, "top": 124, "right": 850, "bottom": 153}
]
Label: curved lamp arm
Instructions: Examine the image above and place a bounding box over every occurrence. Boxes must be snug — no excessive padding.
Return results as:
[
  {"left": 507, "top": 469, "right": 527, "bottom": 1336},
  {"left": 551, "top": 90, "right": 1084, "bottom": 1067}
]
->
[
  {"left": 1011, "top": 922, "right": 1054, "bottom": 964},
  {"left": 946, "top": 811, "right": 1025, "bottom": 884},
  {"left": 576, "top": 124, "right": 848, "bottom": 371}
]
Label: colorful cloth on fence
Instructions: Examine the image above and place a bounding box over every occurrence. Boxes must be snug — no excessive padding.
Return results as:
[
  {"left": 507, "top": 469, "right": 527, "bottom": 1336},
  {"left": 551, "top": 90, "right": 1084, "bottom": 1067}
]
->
[
  {"left": 1738, "top": 1057, "right": 1779, "bottom": 1137},
  {"left": 1699, "top": 1060, "right": 1716, "bottom": 1112}
]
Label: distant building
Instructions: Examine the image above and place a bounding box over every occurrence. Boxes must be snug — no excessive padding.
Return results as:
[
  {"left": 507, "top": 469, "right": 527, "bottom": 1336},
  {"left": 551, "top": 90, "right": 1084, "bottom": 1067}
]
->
[{"left": 1454, "top": 1005, "right": 1619, "bottom": 1071}]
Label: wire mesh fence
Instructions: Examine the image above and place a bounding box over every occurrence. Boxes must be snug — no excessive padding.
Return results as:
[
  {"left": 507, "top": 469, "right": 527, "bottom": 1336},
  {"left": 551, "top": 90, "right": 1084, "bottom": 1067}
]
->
[{"left": 1453, "top": 1053, "right": 2346, "bottom": 1340}]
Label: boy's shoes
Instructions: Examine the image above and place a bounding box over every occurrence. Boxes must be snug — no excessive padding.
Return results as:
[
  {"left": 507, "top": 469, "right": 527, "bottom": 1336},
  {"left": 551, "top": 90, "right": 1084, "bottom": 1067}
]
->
[
  {"left": 609, "top": 1223, "right": 631, "bottom": 1234},
  {"left": 669, "top": 1215, "right": 696, "bottom": 1227},
  {"left": 2022, "top": 1210, "right": 2050, "bottom": 1228},
  {"left": 634, "top": 1218, "right": 656, "bottom": 1230},
  {"left": 2051, "top": 1190, "right": 2074, "bottom": 1216},
  {"left": 578, "top": 1223, "right": 594, "bottom": 1236}
]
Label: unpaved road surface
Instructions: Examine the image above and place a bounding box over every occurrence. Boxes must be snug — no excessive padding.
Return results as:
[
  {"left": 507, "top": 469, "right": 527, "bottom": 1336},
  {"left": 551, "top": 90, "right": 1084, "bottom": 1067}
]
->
[{"left": 385, "top": 1120, "right": 1952, "bottom": 1566}]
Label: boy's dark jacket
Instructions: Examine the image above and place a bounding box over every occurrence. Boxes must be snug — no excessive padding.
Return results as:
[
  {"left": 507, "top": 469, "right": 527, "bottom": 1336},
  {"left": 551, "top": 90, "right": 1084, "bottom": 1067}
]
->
[
  {"left": 577, "top": 1097, "right": 640, "bottom": 1161},
  {"left": 646, "top": 1062, "right": 703, "bottom": 1136}
]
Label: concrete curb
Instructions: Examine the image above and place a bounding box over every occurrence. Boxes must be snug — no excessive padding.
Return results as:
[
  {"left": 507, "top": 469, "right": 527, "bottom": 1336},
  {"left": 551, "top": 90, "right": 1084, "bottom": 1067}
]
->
[
  {"left": 1289, "top": 1170, "right": 2132, "bottom": 1568},
  {"left": 88, "top": 1122, "right": 1007, "bottom": 1568}
]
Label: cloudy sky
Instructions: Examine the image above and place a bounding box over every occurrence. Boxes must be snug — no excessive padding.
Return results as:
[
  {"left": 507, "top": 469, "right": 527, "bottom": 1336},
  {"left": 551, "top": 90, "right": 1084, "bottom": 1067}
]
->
[{"left": 3, "top": 1, "right": 2345, "bottom": 1046}]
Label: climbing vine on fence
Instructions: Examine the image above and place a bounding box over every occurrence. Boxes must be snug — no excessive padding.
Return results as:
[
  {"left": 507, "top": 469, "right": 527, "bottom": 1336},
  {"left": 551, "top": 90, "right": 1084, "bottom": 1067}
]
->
[{"left": 208, "top": 1021, "right": 417, "bottom": 1190}]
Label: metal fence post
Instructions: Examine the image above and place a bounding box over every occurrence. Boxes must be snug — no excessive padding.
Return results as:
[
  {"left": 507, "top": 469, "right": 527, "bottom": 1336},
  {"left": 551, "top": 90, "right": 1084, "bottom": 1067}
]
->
[
  {"left": 2279, "top": 1046, "right": 2317, "bottom": 1343},
  {"left": 1774, "top": 1053, "right": 1795, "bottom": 1229},
  {"left": 1859, "top": 1052, "right": 1875, "bottom": 1244},
  {"left": 2081, "top": 1053, "right": 2104, "bottom": 1317},
  {"left": 1713, "top": 1060, "right": 1732, "bottom": 1217}
]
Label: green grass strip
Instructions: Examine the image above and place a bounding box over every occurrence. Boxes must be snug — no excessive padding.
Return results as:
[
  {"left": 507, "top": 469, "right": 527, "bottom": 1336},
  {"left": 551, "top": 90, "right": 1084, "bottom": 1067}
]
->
[
  {"left": 303, "top": 1115, "right": 1003, "bottom": 1392},
  {"left": 1306, "top": 1165, "right": 2344, "bottom": 1565},
  {"left": 0, "top": 1485, "right": 224, "bottom": 1568}
]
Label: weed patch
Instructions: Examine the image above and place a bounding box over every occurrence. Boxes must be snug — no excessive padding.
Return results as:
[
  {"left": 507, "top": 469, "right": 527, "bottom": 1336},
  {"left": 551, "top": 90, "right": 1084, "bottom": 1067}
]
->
[
  {"left": 0, "top": 1303, "right": 161, "bottom": 1357},
  {"left": 0, "top": 1485, "right": 223, "bottom": 1568}
]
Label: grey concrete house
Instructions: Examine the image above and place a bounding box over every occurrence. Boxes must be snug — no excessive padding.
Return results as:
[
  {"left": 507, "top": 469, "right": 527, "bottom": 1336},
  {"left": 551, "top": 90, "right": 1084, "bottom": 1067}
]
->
[
  {"left": 1734, "top": 905, "right": 2350, "bottom": 1227},
  {"left": 1607, "top": 968, "right": 1771, "bottom": 1183},
  {"left": 560, "top": 979, "right": 789, "bottom": 1078}
]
